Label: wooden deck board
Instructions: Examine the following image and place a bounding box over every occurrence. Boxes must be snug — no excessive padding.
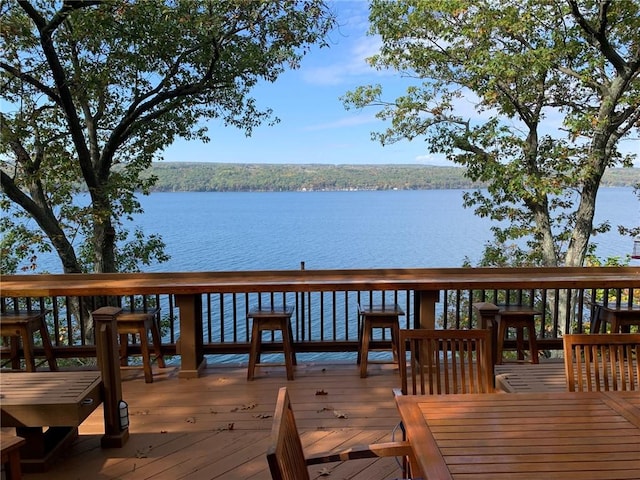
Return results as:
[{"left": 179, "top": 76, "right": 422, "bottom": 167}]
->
[{"left": 4, "top": 359, "right": 572, "bottom": 479}]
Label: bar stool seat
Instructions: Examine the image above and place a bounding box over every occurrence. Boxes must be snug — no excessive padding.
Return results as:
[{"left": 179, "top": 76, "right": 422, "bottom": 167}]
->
[
  {"left": 117, "top": 307, "right": 165, "bottom": 383},
  {"left": 0, "top": 310, "right": 58, "bottom": 371},
  {"left": 357, "top": 303, "right": 404, "bottom": 378},
  {"left": 247, "top": 306, "right": 296, "bottom": 380}
]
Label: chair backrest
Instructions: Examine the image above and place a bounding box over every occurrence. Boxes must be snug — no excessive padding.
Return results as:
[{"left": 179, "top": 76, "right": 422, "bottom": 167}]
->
[
  {"left": 266, "top": 387, "right": 310, "bottom": 480},
  {"left": 563, "top": 333, "right": 640, "bottom": 392},
  {"left": 398, "top": 328, "right": 494, "bottom": 395}
]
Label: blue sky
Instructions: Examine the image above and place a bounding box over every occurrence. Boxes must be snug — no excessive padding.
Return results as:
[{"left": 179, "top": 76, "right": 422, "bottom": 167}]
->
[
  {"left": 162, "top": 1, "right": 639, "bottom": 167},
  {"left": 163, "top": 1, "right": 447, "bottom": 166}
]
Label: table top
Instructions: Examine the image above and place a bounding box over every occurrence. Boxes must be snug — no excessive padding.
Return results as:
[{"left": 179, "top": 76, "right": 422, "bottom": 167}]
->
[
  {"left": 395, "top": 391, "right": 640, "bottom": 479},
  {"left": 0, "top": 371, "right": 102, "bottom": 427}
]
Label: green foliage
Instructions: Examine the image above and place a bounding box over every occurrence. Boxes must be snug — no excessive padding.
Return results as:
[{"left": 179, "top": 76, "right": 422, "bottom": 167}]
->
[
  {"left": 1, "top": 0, "right": 335, "bottom": 274},
  {"left": 343, "top": 0, "right": 640, "bottom": 267}
]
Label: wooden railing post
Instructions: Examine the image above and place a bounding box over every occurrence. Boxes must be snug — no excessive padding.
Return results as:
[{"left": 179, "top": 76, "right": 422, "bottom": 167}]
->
[
  {"left": 175, "top": 294, "right": 206, "bottom": 378},
  {"left": 92, "top": 306, "right": 129, "bottom": 448}
]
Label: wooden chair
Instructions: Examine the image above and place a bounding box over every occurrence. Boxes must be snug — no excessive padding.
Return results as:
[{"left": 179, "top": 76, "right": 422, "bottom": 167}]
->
[
  {"left": 116, "top": 296, "right": 165, "bottom": 383},
  {"left": 266, "top": 387, "right": 417, "bottom": 480},
  {"left": 398, "top": 328, "right": 494, "bottom": 396},
  {"left": 563, "top": 333, "right": 640, "bottom": 392}
]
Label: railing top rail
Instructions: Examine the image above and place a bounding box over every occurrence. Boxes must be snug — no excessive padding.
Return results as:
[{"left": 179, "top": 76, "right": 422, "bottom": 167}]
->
[{"left": 2, "top": 267, "right": 639, "bottom": 297}]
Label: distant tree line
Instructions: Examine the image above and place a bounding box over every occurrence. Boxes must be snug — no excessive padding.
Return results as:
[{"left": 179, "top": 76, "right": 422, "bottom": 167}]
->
[{"left": 143, "top": 162, "right": 638, "bottom": 192}]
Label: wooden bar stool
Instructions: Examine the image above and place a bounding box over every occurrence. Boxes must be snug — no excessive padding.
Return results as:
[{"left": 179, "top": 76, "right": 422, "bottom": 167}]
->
[
  {"left": 474, "top": 302, "right": 540, "bottom": 365},
  {"left": 357, "top": 303, "right": 404, "bottom": 378},
  {"left": 496, "top": 304, "right": 539, "bottom": 364},
  {"left": 247, "top": 306, "right": 296, "bottom": 380},
  {"left": 590, "top": 302, "right": 640, "bottom": 333},
  {"left": 0, "top": 310, "right": 58, "bottom": 371},
  {"left": 117, "top": 302, "right": 165, "bottom": 383}
]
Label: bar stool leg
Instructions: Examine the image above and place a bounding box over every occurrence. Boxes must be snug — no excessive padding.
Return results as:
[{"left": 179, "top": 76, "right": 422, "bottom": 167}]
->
[
  {"left": 20, "top": 325, "right": 37, "bottom": 372},
  {"left": 247, "top": 320, "right": 261, "bottom": 380},
  {"left": 527, "top": 321, "right": 539, "bottom": 364},
  {"left": 360, "top": 318, "right": 371, "bottom": 378},
  {"left": 281, "top": 321, "right": 295, "bottom": 381},
  {"left": 516, "top": 327, "right": 525, "bottom": 362},
  {"left": 150, "top": 321, "right": 166, "bottom": 369},
  {"left": 37, "top": 317, "right": 58, "bottom": 371},
  {"left": 137, "top": 326, "right": 153, "bottom": 383},
  {"left": 496, "top": 321, "right": 507, "bottom": 365}
]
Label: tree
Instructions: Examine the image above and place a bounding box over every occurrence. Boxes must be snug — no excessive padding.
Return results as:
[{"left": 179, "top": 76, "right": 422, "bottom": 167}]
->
[
  {"left": 343, "top": 0, "right": 639, "bottom": 268},
  {"left": 1, "top": 0, "right": 335, "bottom": 274}
]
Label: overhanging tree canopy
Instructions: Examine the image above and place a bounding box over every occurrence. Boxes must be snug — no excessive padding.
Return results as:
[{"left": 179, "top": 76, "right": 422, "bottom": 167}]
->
[
  {"left": 1, "top": 0, "right": 335, "bottom": 273},
  {"left": 343, "top": 0, "right": 639, "bottom": 267}
]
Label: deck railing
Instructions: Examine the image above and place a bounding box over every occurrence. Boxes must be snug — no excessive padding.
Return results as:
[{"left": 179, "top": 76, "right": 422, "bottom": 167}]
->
[{"left": 2, "top": 267, "right": 638, "bottom": 369}]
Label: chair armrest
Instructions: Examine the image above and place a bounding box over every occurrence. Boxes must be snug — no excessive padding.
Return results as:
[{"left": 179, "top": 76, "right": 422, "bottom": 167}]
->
[{"left": 306, "top": 441, "right": 413, "bottom": 465}]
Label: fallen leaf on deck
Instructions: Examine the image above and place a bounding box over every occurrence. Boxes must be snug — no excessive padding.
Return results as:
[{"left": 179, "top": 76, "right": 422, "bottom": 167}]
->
[
  {"left": 186, "top": 417, "right": 196, "bottom": 423},
  {"left": 317, "top": 467, "right": 332, "bottom": 476},
  {"left": 315, "top": 389, "right": 328, "bottom": 395},
  {"left": 253, "top": 413, "right": 272, "bottom": 419},
  {"left": 317, "top": 407, "right": 332, "bottom": 413},
  {"left": 209, "top": 409, "right": 218, "bottom": 414},
  {"left": 217, "top": 423, "right": 235, "bottom": 431},
  {"left": 135, "top": 445, "right": 153, "bottom": 458},
  {"left": 333, "top": 410, "right": 348, "bottom": 419},
  {"left": 231, "top": 403, "right": 257, "bottom": 412}
]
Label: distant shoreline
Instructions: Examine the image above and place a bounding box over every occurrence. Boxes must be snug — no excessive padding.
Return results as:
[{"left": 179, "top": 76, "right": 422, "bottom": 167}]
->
[{"left": 144, "top": 162, "right": 639, "bottom": 192}]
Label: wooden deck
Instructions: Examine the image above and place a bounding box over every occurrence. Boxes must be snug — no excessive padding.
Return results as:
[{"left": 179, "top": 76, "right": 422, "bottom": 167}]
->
[
  {"left": 6, "top": 359, "right": 568, "bottom": 480},
  {"left": 10, "top": 362, "right": 408, "bottom": 480}
]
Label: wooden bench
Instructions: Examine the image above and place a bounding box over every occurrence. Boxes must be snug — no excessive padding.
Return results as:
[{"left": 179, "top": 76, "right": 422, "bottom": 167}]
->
[
  {"left": 1, "top": 433, "right": 26, "bottom": 480},
  {"left": 0, "top": 307, "right": 128, "bottom": 472}
]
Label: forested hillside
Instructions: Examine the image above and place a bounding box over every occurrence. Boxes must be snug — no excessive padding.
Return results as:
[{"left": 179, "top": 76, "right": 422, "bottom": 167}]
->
[{"left": 144, "top": 162, "right": 639, "bottom": 192}]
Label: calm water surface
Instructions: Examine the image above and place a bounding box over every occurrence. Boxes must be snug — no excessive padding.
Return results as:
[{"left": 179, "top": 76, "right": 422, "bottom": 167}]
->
[
  {"left": 132, "top": 188, "right": 637, "bottom": 272},
  {"left": 25, "top": 187, "right": 637, "bottom": 272}
]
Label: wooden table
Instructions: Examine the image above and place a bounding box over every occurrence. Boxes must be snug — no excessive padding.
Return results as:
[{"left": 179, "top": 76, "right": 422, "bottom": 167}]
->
[
  {"left": 0, "top": 371, "right": 103, "bottom": 472},
  {"left": 0, "top": 308, "right": 128, "bottom": 472},
  {"left": 395, "top": 391, "right": 640, "bottom": 479}
]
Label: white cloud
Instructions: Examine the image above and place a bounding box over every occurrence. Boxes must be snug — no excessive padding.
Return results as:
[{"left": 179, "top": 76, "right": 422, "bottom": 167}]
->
[{"left": 303, "top": 112, "right": 378, "bottom": 131}]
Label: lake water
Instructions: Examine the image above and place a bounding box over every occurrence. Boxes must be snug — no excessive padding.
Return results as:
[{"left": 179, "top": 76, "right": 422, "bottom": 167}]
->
[{"left": 26, "top": 187, "right": 638, "bottom": 273}]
